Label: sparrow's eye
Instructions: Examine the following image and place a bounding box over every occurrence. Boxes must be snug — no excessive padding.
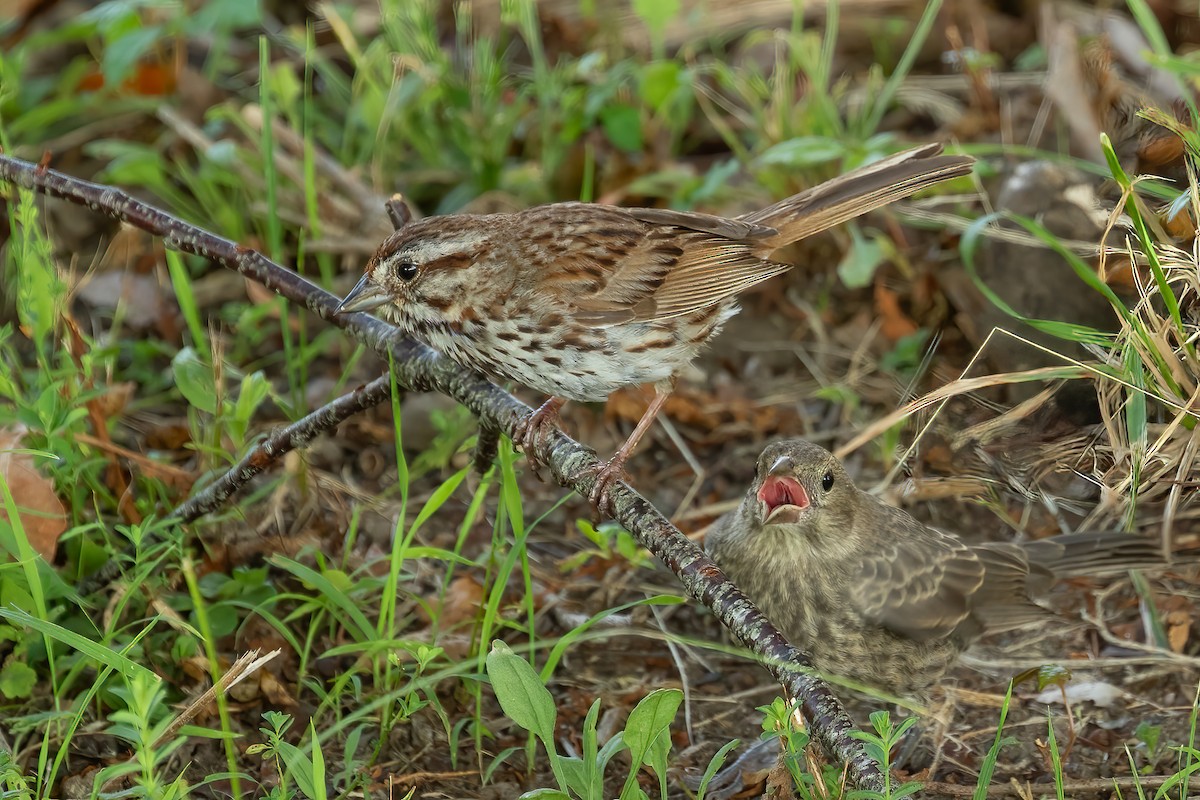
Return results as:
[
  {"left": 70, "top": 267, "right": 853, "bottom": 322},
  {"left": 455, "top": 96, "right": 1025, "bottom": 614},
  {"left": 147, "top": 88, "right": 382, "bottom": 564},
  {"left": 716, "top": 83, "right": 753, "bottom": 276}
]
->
[
  {"left": 395, "top": 260, "right": 418, "bottom": 281},
  {"left": 821, "top": 471, "right": 834, "bottom": 491}
]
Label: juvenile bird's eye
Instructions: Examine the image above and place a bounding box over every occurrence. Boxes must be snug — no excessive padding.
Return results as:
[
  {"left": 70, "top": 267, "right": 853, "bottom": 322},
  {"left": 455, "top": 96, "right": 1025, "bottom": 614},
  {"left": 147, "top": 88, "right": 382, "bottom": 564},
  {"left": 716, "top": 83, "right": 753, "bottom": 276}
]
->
[
  {"left": 395, "top": 260, "right": 418, "bottom": 281},
  {"left": 821, "top": 470, "right": 834, "bottom": 491}
]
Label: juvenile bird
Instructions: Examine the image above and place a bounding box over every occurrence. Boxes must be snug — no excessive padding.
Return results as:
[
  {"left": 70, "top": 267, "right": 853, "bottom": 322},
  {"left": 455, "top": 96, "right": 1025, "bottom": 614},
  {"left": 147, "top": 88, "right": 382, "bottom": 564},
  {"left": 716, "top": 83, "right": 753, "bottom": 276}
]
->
[
  {"left": 335, "top": 145, "right": 973, "bottom": 508},
  {"left": 706, "top": 439, "right": 1177, "bottom": 696}
]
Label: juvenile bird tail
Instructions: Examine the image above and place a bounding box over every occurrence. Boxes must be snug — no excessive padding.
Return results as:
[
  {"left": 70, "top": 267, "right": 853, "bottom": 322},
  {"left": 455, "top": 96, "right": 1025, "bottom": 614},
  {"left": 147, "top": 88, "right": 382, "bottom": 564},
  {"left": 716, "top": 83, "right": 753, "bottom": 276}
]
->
[
  {"left": 1025, "top": 531, "right": 1171, "bottom": 577},
  {"left": 740, "top": 143, "right": 974, "bottom": 253}
]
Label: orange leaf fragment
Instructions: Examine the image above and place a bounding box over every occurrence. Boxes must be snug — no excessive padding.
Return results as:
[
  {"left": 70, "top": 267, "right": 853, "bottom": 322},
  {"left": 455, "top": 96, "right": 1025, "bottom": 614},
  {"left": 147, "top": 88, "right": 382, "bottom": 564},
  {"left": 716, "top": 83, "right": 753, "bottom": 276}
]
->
[{"left": 0, "top": 427, "right": 67, "bottom": 561}]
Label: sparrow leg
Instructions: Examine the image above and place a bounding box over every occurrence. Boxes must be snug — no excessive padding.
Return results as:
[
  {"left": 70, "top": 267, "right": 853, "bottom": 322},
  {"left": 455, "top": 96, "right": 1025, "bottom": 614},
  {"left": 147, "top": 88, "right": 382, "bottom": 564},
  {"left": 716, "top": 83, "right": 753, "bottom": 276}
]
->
[
  {"left": 583, "top": 387, "right": 671, "bottom": 514},
  {"left": 512, "top": 396, "right": 568, "bottom": 473}
]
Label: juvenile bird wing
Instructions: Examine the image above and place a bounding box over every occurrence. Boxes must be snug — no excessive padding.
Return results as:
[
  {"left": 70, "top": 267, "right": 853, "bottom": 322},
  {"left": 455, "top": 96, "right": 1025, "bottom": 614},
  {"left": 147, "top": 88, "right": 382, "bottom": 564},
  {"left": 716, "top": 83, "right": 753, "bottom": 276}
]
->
[
  {"left": 968, "top": 542, "right": 1057, "bottom": 632},
  {"left": 851, "top": 513, "right": 987, "bottom": 643}
]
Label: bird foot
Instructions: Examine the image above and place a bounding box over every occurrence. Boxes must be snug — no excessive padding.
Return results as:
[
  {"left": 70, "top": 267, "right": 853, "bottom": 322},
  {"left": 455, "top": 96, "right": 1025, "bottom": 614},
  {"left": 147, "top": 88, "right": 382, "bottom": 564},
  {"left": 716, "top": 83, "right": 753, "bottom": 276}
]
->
[
  {"left": 512, "top": 397, "right": 566, "bottom": 480},
  {"left": 574, "top": 456, "right": 630, "bottom": 518}
]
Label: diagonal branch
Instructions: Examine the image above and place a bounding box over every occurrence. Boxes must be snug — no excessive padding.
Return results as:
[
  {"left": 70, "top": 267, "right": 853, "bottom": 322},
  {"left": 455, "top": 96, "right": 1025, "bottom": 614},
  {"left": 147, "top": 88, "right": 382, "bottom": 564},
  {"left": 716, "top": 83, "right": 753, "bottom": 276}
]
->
[
  {"left": 0, "top": 154, "right": 886, "bottom": 791},
  {"left": 78, "top": 373, "right": 395, "bottom": 593}
]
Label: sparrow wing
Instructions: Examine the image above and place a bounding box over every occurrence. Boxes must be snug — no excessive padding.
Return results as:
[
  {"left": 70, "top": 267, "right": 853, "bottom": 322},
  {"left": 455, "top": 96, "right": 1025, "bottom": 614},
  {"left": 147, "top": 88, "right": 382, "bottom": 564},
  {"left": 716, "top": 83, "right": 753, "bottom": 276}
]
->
[
  {"left": 627, "top": 207, "right": 778, "bottom": 241},
  {"left": 571, "top": 217, "right": 791, "bottom": 325},
  {"left": 851, "top": 522, "right": 987, "bottom": 643}
]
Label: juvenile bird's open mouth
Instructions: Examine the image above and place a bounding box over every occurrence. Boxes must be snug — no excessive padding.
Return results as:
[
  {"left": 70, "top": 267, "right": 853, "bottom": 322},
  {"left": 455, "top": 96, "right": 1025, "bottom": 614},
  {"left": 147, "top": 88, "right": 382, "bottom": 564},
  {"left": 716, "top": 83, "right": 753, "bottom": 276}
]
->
[{"left": 757, "top": 476, "right": 809, "bottom": 524}]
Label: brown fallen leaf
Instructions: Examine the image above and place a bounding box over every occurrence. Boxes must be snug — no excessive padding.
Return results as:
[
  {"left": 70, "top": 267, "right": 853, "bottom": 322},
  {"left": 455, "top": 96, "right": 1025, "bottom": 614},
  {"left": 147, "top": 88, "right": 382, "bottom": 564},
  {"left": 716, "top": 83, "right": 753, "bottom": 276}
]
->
[
  {"left": 433, "top": 575, "right": 485, "bottom": 631},
  {"left": 259, "top": 669, "right": 298, "bottom": 708},
  {"left": 874, "top": 280, "right": 919, "bottom": 341},
  {"left": 0, "top": 426, "right": 67, "bottom": 561},
  {"left": 76, "top": 272, "right": 168, "bottom": 331},
  {"left": 1165, "top": 609, "right": 1191, "bottom": 653}
]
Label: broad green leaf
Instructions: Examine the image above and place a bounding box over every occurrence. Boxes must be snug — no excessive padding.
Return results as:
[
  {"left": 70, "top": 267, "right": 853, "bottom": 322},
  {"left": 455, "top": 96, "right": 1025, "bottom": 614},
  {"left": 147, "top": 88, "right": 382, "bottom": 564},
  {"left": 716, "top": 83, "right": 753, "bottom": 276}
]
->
[
  {"left": 622, "top": 687, "right": 682, "bottom": 800},
  {"left": 171, "top": 347, "right": 218, "bottom": 415},
  {"left": 837, "top": 230, "right": 887, "bottom": 289},
  {"left": 758, "top": 136, "right": 846, "bottom": 169},
  {"left": 600, "top": 104, "right": 643, "bottom": 152},
  {"left": 639, "top": 60, "right": 680, "bottom": 111},
  {"left": 0, "top": 660, "right": 36, "bottom": 699},
  {"left": 486, "top": 640, "right": 556, "bottom": 745}
]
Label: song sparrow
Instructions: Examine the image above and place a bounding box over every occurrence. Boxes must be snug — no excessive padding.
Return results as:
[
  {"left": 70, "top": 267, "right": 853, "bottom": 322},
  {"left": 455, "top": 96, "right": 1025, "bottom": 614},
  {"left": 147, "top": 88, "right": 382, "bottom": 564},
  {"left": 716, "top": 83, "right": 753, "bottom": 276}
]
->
[
  {"left": 706, "top": 439, "right": 1181, "bottom": 696},
  {"left": 336, "top": 144, "right": 972, "bottom": 509}
]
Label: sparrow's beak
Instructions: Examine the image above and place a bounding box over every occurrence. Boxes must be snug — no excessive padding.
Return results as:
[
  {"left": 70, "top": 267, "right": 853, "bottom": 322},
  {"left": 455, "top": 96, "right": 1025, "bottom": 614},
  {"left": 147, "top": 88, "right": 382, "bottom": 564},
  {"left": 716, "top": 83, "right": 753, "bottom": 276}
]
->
[
  {"left": 766, "top": 455, "right": 795, "bottom": 477},
  {"left": 757, "top": 455, "right": 809, "bottom": 525},
  {"left": 334, "top": 274, "right": 391, "bottom": 315}
]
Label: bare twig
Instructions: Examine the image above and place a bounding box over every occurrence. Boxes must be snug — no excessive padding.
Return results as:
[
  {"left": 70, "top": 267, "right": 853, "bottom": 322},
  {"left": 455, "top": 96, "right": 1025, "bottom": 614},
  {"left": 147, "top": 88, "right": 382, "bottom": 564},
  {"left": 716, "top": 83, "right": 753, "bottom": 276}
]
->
[
  {"left": 76, "top": 373, "right": 394, "bottom": 594},
  {"left": 0, "top": 154, "right": 885, "bottom": 791}
]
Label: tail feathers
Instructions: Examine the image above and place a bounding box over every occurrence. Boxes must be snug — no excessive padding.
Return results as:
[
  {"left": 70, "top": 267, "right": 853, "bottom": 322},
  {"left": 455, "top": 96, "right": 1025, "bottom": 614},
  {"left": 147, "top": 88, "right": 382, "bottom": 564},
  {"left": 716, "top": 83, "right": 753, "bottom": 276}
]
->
[
  {"left": 740, "top": 143, "right": 974, "bottom": 253},
  {"left": 1024, "top": 531, "right": 1170, "bottom": 577}
]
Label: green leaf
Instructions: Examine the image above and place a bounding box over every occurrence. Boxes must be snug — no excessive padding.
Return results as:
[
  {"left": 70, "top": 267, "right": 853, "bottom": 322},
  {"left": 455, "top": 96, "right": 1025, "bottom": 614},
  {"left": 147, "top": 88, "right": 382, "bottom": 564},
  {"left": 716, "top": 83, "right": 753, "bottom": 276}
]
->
[
  {"left": 639, "top": 60, "right": 680, "bottom": 112},
  {"left": 517, "top": 791, "right": 570, "bottom": 800},
  {"left": 621, "top": 688, "right": 682, "bottom": 799},
  {"left": 276, "top": 741, "right": 318, "bottom": 799},
  {"left": 1133, "top": 721, "right": 1161, "bottom": 754},
  {"left": 758, "top": 136, "right": 846, "bottom": 169},
  {"left": 309, "top": 719, "right": 327, "bottom": 800},
  {"left": 101, "top": 25, "right": 162, "bottom": 86},
  {"left": 575, "top": 698, "right": 605, "bottom": 797},
  {"left": 486, "top": 640, "right": 556, "bottom": 745},
  {"left": 837, "top": 229, "right": 887, "bottom": 289},
  {"left": 0, "top": 660, "right": 36, "bottom": 699},
  {"left": 558, "top": 756, "right": 588, "bottom": 797},
  {"left": 630, "top": 0, "right": 680, "bottom": 50},
  {"left": 269, "top": 558, "right": 375, "bottom": 643},
  {"left": 0, "top": 606, "right": 158, "bottom": 684},
  {"left": 171, "top": 347, "right": 218, "bottom": 415},
  {"left": 190, "top": 0, "right": 264, "bottom": 33},
  {"left": 600, "top": 104, "right": 643, "bottom": 152},
  {"left": 624, "top": 689, "right": 682, "bottom": 758},
  {"left": 696, "top": 739, "right": 741, "bottom": 800},
  {"left": 12, "top": 191, "right": 60, "bottom": 351},
  {"left": 232, "top": 370, "right": 271, "bottom": 442},
  {"left": 1035, "top": 664, "right": 1072, "bottom": 692}
]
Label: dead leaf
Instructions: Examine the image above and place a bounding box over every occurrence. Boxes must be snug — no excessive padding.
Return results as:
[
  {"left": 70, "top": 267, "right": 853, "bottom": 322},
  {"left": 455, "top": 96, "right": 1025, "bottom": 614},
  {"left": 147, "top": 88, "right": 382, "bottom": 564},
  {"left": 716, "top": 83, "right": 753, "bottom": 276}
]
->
[
  {"left": 92, "top": 382, "right": 137, "bottom": 419},
  {"left": 76, "top": 272, "right": 168, "bottom": 331},
  {"left": 0, "top": 427, "right": 67, "bottom": 561},
  {"left": 874, "top": 281, "right": 919, "bottom": 341},
  {"left": 259, "top": 670, "right": 298, "bottom": 707},
  {"left": 1165, "top": 609, "right": 1191, "bottom": 653},
  {"left": 434, "top": 575, "right": 485, "bottom": 631}
]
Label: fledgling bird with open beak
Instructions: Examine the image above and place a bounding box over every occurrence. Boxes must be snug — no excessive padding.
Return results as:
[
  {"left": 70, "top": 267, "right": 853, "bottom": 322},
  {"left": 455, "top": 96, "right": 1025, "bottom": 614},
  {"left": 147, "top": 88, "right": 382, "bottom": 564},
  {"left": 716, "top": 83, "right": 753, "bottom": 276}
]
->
[{"left": 706, "top": 439, "right": 1179, "bottom": 697}]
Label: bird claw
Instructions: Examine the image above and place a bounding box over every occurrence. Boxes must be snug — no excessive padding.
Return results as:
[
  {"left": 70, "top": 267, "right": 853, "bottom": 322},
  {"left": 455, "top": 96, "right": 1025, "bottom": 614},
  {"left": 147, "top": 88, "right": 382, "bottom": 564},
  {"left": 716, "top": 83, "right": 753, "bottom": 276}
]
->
[
  {"left": 512, "top": 397, "right": 566, "bottom": 481},
  {"left": 576, "top": 458, "right": 629, "bottom": 519}
]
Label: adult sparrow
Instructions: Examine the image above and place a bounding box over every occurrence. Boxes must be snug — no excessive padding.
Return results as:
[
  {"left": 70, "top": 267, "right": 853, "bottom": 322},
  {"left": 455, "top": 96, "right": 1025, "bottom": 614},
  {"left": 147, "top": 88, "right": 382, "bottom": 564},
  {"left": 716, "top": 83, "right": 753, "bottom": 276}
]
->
[
  {"left": 336, "top": 145, "right": 972, "bottom": 508},
  {"left": 706, "top": 439, "right": 1180, "bottom": 696}
]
